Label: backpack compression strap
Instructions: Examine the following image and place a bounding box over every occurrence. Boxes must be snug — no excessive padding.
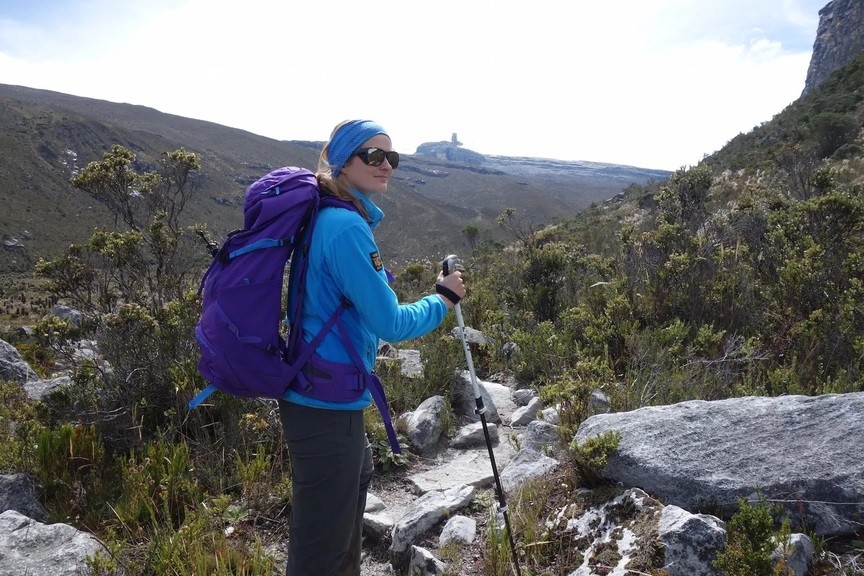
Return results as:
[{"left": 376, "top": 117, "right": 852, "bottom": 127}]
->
[
  {"left": 189, "top": 384, "right": 218, "bottom": 408},
  {"left": 334, "top": 315, "right": 401, "bottom": 454}
]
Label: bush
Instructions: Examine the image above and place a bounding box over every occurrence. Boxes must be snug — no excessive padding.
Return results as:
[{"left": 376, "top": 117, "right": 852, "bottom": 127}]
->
[
  {"left": 568, "top": 430, "right": 621, "bottom": 488},
  {"left": 0, "top": 380, "right": 45, "bottom": 473},
  {"left": 714, "top": 498, "right": 792, "bottom": 576},
  {"left": 114, "top": 437, "right": 202, "bottom": 530},
  {"left": 36, "top": 422, "right": 109, "bottom": 523}
]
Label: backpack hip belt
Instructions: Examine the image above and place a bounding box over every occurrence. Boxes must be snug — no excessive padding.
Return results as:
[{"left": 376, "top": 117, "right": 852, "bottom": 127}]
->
[{"left": 288, "top": 304, "right": 401, "bottom": 454}]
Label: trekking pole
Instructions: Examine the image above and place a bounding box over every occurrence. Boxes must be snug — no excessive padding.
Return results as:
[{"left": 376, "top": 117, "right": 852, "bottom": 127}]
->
[{"left": 442, "top": 254, "right": 521, "bottom": 576}]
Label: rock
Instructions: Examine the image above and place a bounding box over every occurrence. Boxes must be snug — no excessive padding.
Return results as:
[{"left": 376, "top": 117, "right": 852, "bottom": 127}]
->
[
  {"left": 512, "top": 388, "right": 536, "bottom": 406},
  {"left": 803, "top": 0, "right": 864, "bottom": 96},
  {"left": 0, "top": 474, "right": 47, "bottom": 522},
  {"left": 451, "top": 421, "right": 498, "bottom": 449},
  {"left": 22, "top": 375, "right": 72, "bottom": 402},
  {"left": 365, "top": 492, "right": 386, "bottom": 513},
  {"left": 377, "top": 341, "right": 398, "bottom": 358},
  {"left": 539, "top": 406, "right": 560, "bottom": 424},
  {"left": 0, "top": 339, "right": 38, "bottom": 385},
  {"left": 451, "top": 371, "right": 500, "bottom": 423},
  {"left": 407, "top": 546, "right": 445, "bottom": 575},
  {"left": 575, "top": 393, "right": 864, "bottom": 537},
  {"left": 449, "top": 326, "right": 488, "bottom": 345},
  {"left": 500, "top": 448, "right": 558, "bottom": 496},
  {"left": 363, "top": 512, "right": 395, "bottom": 541},
  {"left": 588, "top": 389, "right": 611, "bottom": 414},
  {"left": 0, "top": 510, "right": 113, "bottom": 576},
  {"left": 501, "top": 342, "right": 518, "bottom": 360},
  {"left": 408, "top": 444, "right": 516, "bottom": 494},
  {"left": 47, "top": 305, "right": 84, "bottom": 327},
  {"left": 395, "top": 349, "right": 423, "bottom": 378},
  {"left": 15, "top": 326, "right": 33, "bottom": 338},
  {"left": 658, "top": 505, "right": 726, "bottom": 576},
  {"left": 400, "top": 395, "right": 447, "bottom": 454},
  {"left": 774, "top": 533, "right": 815, "bottom": 576},
  {"left": 520, "top": 420, "right": 560, "bottom": 454},
  {"left": 482, "top": 381, "right": 517, "bottom": 422},
  {"left": 439, "top": 515, "right": 476, "bottom": 547},
  {"left": 2, "top": 236, "right": 24, "bottom": 251},
  {"left": 510, "top": 396, "right": 544, "bottom": 426},
  {"left": 390, "top": 485, "right": 475, "bottom": 554}
]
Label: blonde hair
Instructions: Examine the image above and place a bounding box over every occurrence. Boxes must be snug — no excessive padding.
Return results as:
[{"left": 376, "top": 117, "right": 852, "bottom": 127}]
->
[{"left": 316, "top": 121, "right": 369, "bottom": 219}]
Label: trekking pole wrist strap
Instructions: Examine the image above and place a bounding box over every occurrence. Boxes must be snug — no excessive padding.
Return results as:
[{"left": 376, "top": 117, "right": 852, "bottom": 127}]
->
[{"left": 435, "top": 283, "right": 461, "bottom": 305}]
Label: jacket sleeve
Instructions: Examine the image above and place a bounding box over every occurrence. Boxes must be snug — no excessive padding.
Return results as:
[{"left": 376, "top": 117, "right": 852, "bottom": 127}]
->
[{"left": 324, "top": 219, "right": 447, "bottom": 343}]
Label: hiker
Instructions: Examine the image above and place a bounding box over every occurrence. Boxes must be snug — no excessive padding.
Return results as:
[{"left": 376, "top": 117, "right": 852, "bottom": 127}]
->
[{"left": 278, "top": 119, "right": 466, "bottom": 575}]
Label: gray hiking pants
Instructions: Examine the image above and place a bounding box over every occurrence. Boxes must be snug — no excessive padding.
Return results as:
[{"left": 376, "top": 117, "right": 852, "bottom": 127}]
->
[{"left": 278, "top": 400, "right": 374, "bottom": 576}]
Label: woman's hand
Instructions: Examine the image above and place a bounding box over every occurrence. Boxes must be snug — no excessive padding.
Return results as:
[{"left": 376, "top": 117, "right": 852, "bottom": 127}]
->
[{"left": 435, "top": 270, "right": 466, "bottom": 309}]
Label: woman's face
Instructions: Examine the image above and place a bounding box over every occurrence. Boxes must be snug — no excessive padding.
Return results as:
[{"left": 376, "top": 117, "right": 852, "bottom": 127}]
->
[{"left": 339, "top": 134, "right": 395, "bottom": 195}]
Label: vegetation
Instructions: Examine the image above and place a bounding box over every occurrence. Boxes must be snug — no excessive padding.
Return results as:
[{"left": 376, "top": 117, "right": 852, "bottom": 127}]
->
[
  {"left": 3, "top": 48, "right": 864, "bottom": 575},
  {"left": 714, "top": 498, "right": 792, "bottom": 576}
]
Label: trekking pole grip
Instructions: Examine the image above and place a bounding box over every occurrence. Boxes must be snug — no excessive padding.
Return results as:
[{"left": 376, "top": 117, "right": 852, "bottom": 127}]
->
[
  {"left": 437, "top": 254, "right": 462, "bottom": 305},
  {"left": 442, "top": 254, "right": 458, "bottom": 277}
]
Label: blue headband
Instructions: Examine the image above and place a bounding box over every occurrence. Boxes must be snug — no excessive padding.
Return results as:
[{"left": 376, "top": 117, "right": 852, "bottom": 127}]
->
[{"left": 328, "top": 120, "right": 389, "bottom": 177}]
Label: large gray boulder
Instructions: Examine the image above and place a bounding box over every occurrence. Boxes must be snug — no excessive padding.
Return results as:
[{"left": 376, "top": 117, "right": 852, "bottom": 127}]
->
[
  {"left": 46, "top": 305, "right": 84, "bottom": 327},
  {"left": 575, "top": 393, "right": 864, "bottom": 537},
  {"left": 0, "top": 339, "right": 38, "bottom": 385},
  {"left": 0, "top": 510, "right": 112, "bottom": 575}
]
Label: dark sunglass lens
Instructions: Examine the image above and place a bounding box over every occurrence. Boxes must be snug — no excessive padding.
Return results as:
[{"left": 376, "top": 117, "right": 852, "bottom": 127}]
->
[
  {"left": 357, "top": 148, "right": 398, "bottom": 168},
  {"left": 368, "top": 148, "right": 387, "bottom": 166},
  {"left": 386, "top": 151, "right": 400, "bottom": 168}
]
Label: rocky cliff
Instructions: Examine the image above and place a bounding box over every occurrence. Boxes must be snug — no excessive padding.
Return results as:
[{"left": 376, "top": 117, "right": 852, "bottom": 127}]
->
[{"left": 802, "top": 0, "right": 864, "bottom": 96}]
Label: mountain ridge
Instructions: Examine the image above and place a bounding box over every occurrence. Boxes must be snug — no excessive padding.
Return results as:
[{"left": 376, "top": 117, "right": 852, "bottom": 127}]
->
[{"left": 0, "top": 83, "right": 669, "bottom": 272}]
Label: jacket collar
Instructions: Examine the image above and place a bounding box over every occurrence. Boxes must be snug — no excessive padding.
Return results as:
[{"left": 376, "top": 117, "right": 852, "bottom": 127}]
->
[{"left": 352, "top": 189, "right": 384, "bottom": 230}]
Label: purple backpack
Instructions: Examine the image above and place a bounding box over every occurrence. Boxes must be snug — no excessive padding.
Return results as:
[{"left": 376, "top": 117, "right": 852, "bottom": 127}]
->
[{"left": 189, "top": 166, "right": 401, "bottom": 452}]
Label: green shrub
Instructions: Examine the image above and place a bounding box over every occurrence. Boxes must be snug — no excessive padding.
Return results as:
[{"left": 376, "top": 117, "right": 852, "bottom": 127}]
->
[
  {"left": 510, "top": 320, "right": 577, "bottom": 385},
  {"left": 114, "top": 437, "right": 202, "bottom": 531},
  {"left": 138, "top": 506, "right": 276, "bottom": 576},
  {"left": 234, "top": 410, "right": 291, "bottom": 509},
  {"left": 714, "top": 498, "right": 792, "bottom": 576},
  {"left": 0, "top": 380, "right": 45, "bottom": 473},
  {"left": 539, "top": 360, "right": 612, "bottom": 436},
  {"left": 365, "top": 406, "right": 410, "bottom": 472},
  {"left": 36, "top": 422, "right": 108, "bottom": 522},
  {"left": 568, "top": 430, "right": 621, "bottom": 488}
]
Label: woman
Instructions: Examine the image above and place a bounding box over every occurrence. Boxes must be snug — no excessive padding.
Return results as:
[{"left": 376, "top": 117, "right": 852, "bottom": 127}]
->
[{"left": 278, "top": 119, "right": 466, "bottom": 575}]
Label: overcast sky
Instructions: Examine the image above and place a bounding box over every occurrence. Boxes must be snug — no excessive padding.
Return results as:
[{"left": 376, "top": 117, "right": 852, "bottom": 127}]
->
[{"left": 1, "top": 0, "right": 828, "bottom": 170}]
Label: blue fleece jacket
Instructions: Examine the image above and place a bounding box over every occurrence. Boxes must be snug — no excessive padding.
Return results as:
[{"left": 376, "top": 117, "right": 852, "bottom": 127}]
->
[{"left": 282, "top": 190, "right": 448, "bottom": 409}]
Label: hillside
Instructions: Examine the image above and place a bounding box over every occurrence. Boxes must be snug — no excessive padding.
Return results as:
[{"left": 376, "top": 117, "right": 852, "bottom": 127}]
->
[{"left": 0, "top": 84, "right": 668, "bottom": 272}]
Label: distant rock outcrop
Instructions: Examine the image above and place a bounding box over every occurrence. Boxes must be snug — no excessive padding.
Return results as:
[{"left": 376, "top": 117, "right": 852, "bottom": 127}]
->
[
  {"left": 802, "top": 0, "right": 864, "bottom": 96},
  {"left": 415, "top": 141, "right": 486, "bottom": 165}
]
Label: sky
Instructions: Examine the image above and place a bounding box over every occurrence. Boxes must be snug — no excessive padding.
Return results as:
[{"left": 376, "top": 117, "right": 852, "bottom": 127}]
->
[{"left": 0, "top": 0, "right": 829, "bottom": 171}]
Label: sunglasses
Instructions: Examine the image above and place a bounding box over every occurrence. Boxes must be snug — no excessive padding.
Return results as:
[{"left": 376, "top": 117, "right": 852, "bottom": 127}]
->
[{"left": 353, "top": 147, "right": 400, "bottom": 169}]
